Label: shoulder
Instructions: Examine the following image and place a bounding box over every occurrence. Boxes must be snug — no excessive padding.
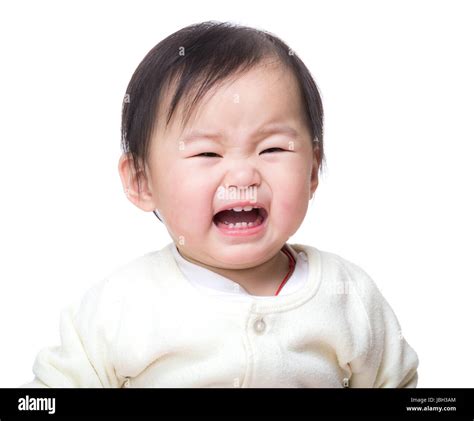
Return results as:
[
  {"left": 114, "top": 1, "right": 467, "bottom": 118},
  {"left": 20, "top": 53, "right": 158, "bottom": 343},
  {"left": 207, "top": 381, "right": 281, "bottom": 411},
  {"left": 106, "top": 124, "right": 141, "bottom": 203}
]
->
[
  {"left": 289, "top": 243, "right": 388, "bottom": 311},
  {"left": 290, "top": 243, "right": 377, "bottom": 286},
  {"left": 72, "top": 242, "right": 177, "bottom": 316},
  {"left": 104, "top": 243, "right": 175, "bottom": 284}
]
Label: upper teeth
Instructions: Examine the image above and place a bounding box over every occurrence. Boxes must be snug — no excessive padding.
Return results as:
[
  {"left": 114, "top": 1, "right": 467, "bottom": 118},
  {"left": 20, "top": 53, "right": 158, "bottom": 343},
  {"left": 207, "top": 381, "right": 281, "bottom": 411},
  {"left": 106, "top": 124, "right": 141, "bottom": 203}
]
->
[{"left": 232, "top": 206, "right": 256, "bottom": 212}]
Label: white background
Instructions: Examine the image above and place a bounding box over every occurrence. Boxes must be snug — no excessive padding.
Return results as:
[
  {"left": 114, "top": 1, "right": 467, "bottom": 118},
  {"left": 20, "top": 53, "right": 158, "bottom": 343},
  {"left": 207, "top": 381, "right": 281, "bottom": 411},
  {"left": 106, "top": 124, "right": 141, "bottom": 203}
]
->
[{"left": 1, "top": 0, "right": 473, "bottom": 388}]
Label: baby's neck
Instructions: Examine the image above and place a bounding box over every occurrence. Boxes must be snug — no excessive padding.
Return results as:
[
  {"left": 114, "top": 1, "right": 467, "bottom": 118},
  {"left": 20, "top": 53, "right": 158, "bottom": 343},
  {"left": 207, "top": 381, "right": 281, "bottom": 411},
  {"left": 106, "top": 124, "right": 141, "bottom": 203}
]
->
[{"left": 177, "top": 247, "right": 291, "bottom": 297}]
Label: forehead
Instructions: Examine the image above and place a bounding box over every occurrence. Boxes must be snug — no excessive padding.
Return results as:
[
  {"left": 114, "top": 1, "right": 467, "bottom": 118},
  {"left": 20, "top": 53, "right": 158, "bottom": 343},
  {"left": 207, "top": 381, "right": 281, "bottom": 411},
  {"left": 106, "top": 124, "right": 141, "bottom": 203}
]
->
[{"left": 156, "top": 59, "right": 306, "bottom": 139}]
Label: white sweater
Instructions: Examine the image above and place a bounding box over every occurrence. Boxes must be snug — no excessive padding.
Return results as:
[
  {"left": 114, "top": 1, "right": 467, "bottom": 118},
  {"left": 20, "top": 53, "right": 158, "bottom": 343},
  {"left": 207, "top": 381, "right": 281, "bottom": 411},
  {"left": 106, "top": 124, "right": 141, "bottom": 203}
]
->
[{"left": 21, "top": 242, "right": 419, "bottom": 388}]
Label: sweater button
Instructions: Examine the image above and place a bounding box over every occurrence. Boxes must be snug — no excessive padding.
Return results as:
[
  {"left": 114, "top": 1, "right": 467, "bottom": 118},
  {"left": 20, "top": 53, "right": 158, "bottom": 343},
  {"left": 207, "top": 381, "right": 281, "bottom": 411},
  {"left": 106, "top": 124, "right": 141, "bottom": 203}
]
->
[{"left": 254, "top": 318, "right": 266, "bottom": 333}]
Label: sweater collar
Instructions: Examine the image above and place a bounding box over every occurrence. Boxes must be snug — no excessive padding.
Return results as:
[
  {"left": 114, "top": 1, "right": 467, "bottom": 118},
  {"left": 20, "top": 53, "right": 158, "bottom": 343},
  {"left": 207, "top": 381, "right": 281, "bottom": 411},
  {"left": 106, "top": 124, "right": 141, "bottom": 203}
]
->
[
  {"left": 156, "top": 242, "right": 323, "bottom": 313},
  {"left": 170, "top": 243, "right": 309, "bottom": 299}
]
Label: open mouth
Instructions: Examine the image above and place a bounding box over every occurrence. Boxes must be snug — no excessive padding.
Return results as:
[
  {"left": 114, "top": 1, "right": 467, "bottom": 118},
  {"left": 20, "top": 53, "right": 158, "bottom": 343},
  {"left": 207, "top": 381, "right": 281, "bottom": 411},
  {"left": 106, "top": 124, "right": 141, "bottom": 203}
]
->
[{"left": 212, "top": 206, "right": 268, "bottom": 230}]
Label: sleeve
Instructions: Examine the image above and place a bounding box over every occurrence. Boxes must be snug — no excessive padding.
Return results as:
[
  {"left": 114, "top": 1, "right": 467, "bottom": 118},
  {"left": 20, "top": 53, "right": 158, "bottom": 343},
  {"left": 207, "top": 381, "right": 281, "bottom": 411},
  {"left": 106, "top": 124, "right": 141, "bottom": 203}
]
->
[
  {"left": 19, "top": 279, "right": 125, "bottom": 388},
  {"left": 346, "top": 264, "right": 419, "bottom": 388}
]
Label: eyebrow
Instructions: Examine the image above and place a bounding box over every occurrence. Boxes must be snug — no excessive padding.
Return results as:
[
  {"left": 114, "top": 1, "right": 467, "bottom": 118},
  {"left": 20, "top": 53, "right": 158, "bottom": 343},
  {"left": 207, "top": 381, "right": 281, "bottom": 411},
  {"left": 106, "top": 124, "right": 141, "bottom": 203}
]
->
[{"left": 180, "top": 123, "right": 299, "bottom": 144}]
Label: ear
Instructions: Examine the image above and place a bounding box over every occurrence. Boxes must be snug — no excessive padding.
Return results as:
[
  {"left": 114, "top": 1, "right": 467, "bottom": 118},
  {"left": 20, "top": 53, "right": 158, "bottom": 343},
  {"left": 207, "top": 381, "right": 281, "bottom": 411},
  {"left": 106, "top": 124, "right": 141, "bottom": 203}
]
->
[
  {"left": 310, "top": 145, "right": 320, "bottom": 199},
  {"left": 118, "top": 153, "right": 156, "bottom": 212}
]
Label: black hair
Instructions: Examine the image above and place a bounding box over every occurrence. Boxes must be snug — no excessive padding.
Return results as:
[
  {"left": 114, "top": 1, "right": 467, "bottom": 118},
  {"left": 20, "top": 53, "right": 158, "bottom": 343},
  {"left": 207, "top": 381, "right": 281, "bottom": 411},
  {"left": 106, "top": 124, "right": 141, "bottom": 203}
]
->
[{"left": 120, "top": 20, "right": 326, "bottom": 200}]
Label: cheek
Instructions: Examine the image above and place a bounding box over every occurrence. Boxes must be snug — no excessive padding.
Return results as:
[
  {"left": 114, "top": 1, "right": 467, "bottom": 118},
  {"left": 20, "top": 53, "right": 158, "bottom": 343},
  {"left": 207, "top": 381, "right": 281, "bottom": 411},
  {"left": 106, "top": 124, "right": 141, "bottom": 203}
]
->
[
  {"left": 155, "top": 164, "right": 215, "bottom": 233},
  {"left": 270, "top": 160, "right": 311, "bottom": 225}
]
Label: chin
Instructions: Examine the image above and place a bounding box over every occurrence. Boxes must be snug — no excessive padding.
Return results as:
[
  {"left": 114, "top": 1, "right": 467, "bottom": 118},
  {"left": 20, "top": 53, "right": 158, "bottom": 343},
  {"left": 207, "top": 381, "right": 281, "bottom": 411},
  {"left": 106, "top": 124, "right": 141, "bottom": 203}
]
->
[{"left": 209, "top": 247, "right": 270, "bottom": 268}]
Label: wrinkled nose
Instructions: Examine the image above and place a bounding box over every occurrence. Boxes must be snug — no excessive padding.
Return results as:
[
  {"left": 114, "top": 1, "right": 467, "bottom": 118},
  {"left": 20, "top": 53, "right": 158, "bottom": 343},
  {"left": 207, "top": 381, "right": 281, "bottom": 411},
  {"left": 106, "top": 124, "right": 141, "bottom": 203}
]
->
[{"left": 222, "top": 161, "right": 261, "bottom": 190}]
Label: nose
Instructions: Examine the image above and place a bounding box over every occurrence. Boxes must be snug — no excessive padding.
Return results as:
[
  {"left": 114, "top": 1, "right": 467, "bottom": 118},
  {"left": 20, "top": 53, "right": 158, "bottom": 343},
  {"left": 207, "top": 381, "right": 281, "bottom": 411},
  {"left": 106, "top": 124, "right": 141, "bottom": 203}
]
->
[{"left": 223, "top": 159, "right": 261, "bottom": 190}]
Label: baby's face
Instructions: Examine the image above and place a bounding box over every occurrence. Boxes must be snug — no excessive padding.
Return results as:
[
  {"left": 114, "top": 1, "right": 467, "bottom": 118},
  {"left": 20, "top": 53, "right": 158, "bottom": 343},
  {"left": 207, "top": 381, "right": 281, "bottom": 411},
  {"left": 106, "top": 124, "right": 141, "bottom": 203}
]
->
[{"left": 146, "top": 61, "right": 318, "bottom": 269}]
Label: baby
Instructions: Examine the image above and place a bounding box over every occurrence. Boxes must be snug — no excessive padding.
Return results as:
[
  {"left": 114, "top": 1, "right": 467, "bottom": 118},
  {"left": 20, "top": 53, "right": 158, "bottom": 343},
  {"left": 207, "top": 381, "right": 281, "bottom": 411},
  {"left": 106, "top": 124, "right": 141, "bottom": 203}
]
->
[{"left": 21, "top": 21, "right": 418, "bottom": 388}]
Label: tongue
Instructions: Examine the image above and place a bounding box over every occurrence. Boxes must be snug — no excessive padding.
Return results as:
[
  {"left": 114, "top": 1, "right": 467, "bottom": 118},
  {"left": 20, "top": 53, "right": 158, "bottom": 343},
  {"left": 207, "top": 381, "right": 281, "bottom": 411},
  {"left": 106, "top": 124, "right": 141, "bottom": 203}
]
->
[{"left": 214, "top": 209, "right": 259, "bottom": 224}]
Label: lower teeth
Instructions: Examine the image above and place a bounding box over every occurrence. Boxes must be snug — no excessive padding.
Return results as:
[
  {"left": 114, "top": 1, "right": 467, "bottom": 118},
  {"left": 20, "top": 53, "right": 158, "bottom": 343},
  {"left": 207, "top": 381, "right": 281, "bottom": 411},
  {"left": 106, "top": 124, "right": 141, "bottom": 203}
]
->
[
  {"left": 229, "top": 222, "right": 252, "bottom": 229},
  {"left": 222, "top": 215, "right": 263, "bottom": 229}
]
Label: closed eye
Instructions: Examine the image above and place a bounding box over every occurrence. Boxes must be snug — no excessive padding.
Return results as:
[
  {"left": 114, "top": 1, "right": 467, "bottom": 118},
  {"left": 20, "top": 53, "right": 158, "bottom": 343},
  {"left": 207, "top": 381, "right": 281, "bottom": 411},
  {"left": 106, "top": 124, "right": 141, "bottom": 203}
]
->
[
  {"left": 193, "top": 152, "right": 221, "bottom": 158},
  {"left": 260, "top": 147, "right": 287, "bottom": 154}
]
